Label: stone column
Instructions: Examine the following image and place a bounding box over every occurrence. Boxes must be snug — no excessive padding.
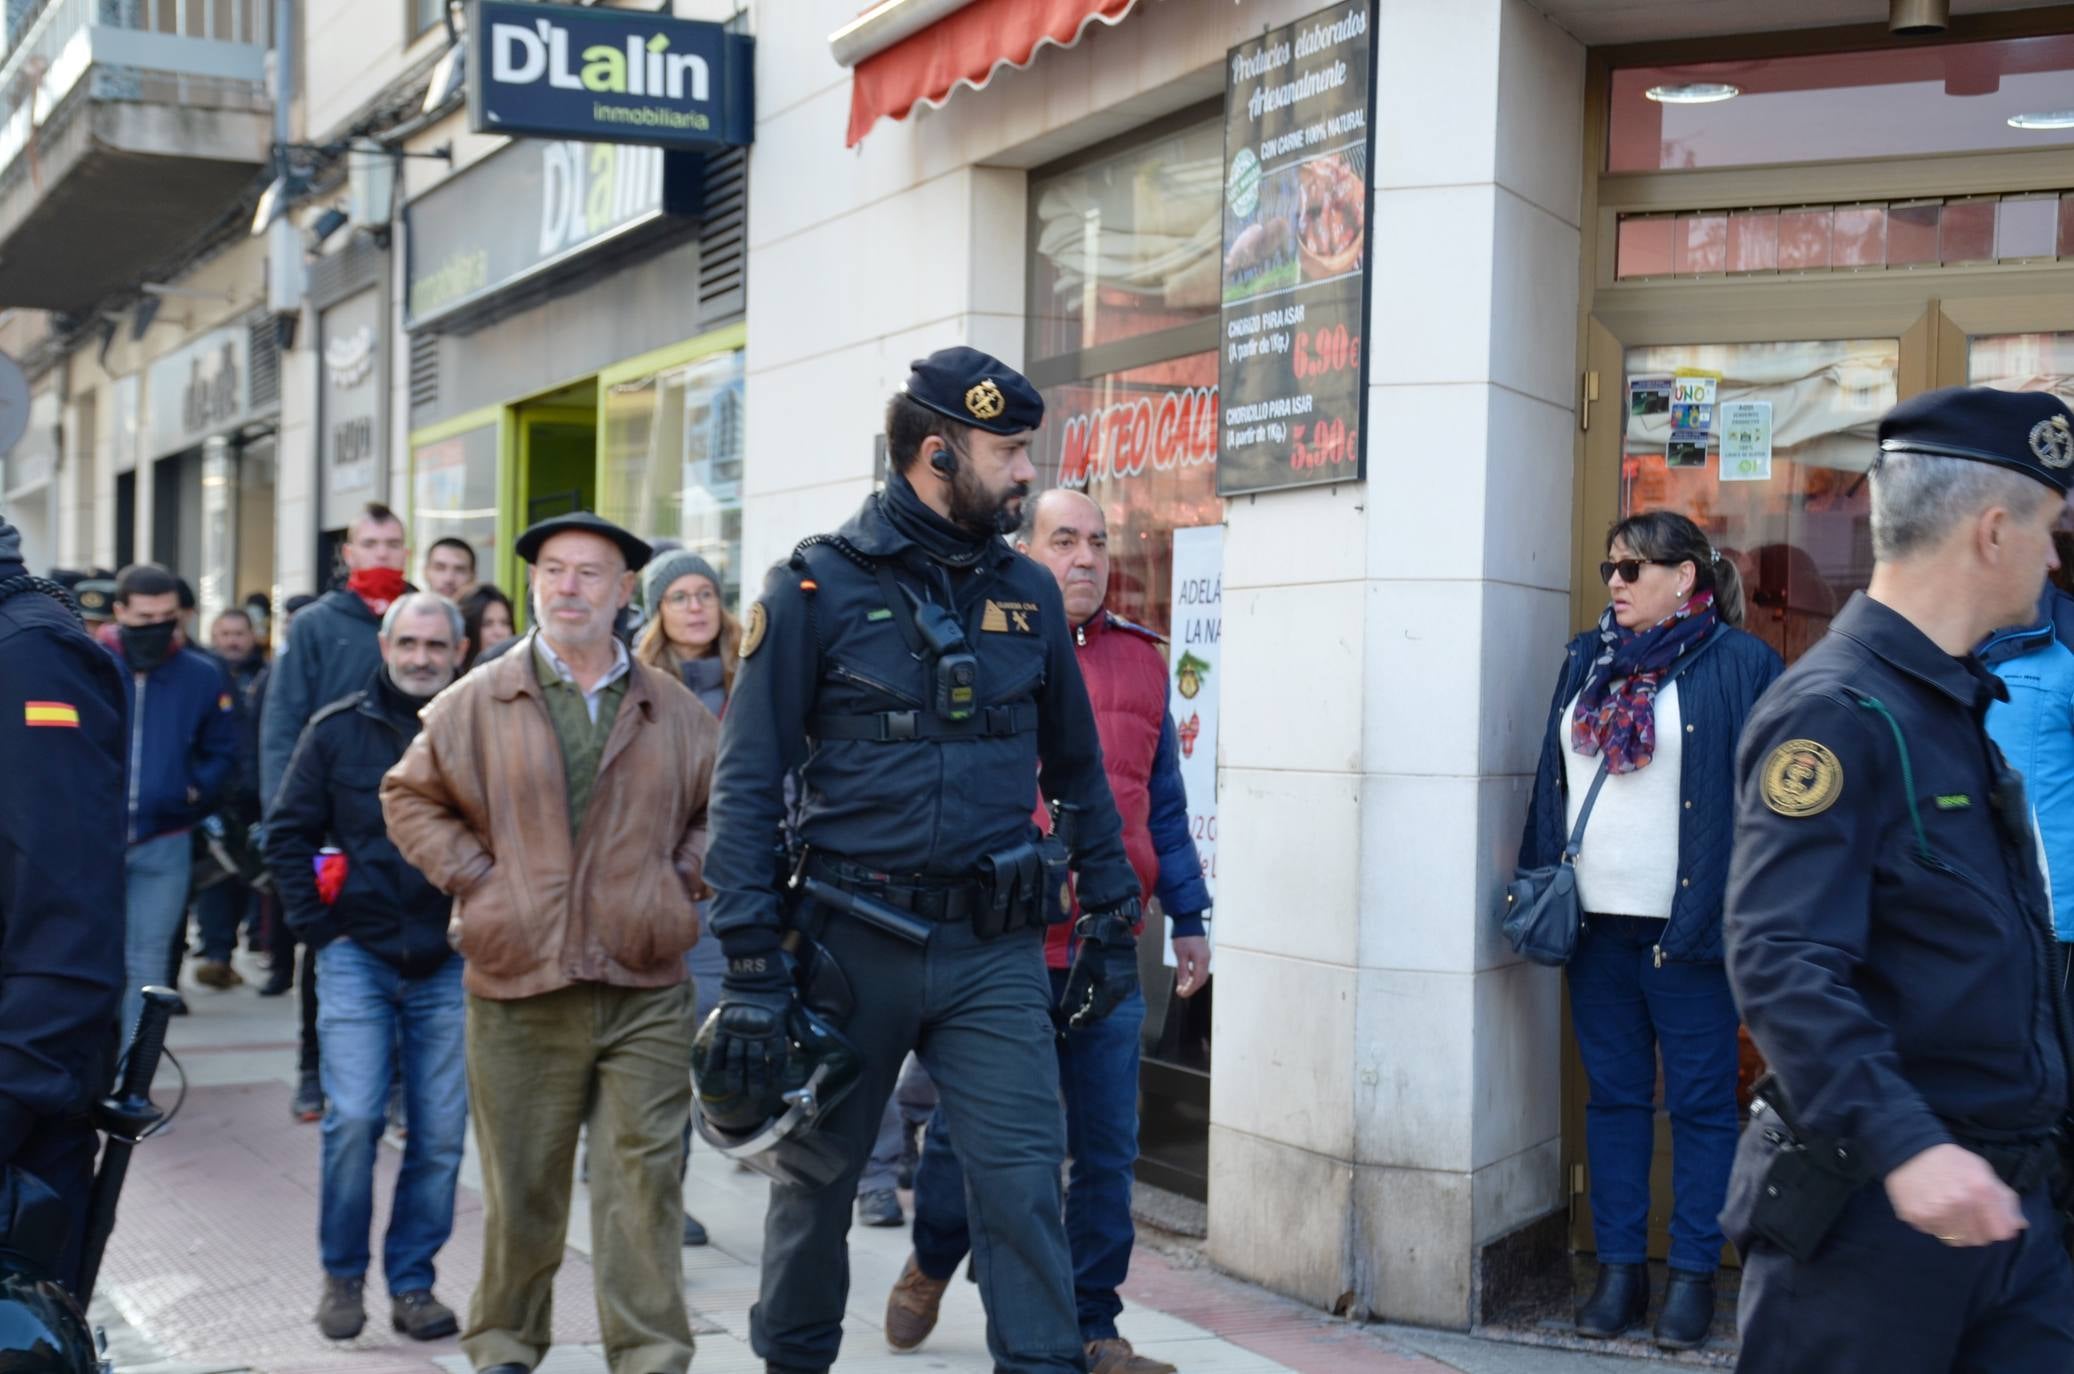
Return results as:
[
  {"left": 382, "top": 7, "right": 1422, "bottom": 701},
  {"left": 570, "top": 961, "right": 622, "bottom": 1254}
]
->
[{"left": 1207, "top": 0, "right": 1585, "bottom": 1328}]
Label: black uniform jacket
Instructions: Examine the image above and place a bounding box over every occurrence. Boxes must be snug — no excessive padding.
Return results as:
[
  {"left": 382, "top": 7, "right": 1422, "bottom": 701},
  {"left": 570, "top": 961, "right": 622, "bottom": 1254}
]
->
[
  {"left": 0, "top": 570, "right": 126, "bottom": 1164},
  {"left": 1727, "top": 592, "right": 2072, "bottom": 1180},
  {"left": 264, "top": 669, "right": 455, "bottom": 977},
  {"left": 705, "top": 485, "right": 1136, "bottom": 948}
]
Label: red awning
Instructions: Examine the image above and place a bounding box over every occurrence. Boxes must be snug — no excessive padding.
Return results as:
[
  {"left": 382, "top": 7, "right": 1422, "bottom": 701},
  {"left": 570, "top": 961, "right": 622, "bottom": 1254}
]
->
[{"left": 846, "top": 0, "right": 1142, "bottom": 148}]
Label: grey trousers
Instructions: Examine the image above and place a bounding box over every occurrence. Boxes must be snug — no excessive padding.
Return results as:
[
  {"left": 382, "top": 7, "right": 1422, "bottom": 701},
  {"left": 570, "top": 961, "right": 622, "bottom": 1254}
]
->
[{"left": 749, "top": 915, "right": 1080, "bottom": 1374}]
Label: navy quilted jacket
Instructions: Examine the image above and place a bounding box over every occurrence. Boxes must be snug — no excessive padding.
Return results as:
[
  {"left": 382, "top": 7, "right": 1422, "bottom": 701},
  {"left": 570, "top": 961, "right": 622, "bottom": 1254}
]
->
[{"left": 1517, "top": 623, "right": 1783, "bottom": 962}]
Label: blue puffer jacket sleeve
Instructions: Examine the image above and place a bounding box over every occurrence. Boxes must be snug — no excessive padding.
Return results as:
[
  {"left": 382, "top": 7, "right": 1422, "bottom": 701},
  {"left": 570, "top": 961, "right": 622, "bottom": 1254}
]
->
[{"left": 1148, "top": 711, "right": 1211, "bottom": 936}]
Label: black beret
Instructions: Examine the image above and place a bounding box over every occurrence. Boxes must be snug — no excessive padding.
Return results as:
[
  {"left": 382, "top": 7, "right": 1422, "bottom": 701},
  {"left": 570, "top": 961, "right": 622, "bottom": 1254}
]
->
[
  {"left": 73, "top": 579, "right": 115, "bottom": 620},
  {"left": 515, "top": 510, "right": 652, "bottom": 571},
  {"left": 902, "top": 347, "right": 1043, "bottom": 435},
  {"left": 1878, "top": 385, "right": 2074, "bottom": 497}
]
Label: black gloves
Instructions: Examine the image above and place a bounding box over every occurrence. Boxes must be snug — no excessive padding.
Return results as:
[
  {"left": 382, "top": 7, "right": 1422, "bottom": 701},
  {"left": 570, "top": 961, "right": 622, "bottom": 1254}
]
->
[
  {"left": 704, "top": 946, "right": 798, "bottom": 1106},
  {"left": 1058, "top": 899, "right": 1141, "bottom": 1031}
]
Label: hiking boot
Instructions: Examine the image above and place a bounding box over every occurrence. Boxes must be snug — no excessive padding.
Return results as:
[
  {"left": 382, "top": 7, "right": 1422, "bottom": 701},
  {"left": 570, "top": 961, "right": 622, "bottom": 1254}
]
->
[
  {"left": 857, "top": 1188, "right": 904, "bottom": 1227},
  {"left": 1086, "top": 1338, "right": 1176, "bottom": 1374},
  {"left": 391, "top": 1289, "right": 459, "bottom": 1341},
  {"left": 193, "top": 959, "right": 243, "bottom": 989},
  {"left": 884, "top": 1253, "right": 949, "bottom": 1352},
  {"left": 316, "top": 1275, "right": 365, "bottom": 1340},
  {"left": 292, "top": 1069, "right": 324, "bottom": 1123}
]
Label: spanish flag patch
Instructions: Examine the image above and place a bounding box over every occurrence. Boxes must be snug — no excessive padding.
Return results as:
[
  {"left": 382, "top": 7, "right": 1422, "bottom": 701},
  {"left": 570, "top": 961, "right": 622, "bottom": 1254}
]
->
[
  {"left": 218, "top": 692, "right": 234, "bottom": 711},
  {"left": 24, "top": 700, "right": 79, "bottom": 728}
]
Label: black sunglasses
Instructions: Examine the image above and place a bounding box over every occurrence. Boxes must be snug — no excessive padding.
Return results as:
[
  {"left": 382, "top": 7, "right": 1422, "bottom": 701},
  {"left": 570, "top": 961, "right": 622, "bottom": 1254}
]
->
[{"left": 1599, "top": 558, "right": 1665, "bottom": 584}]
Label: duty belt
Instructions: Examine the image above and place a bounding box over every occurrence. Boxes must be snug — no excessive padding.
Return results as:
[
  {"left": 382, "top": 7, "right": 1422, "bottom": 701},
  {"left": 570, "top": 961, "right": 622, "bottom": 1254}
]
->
[
  {"left": 802, "top": 850, "right": 983, "bottom": 923},
  {"left": 811, "top": 702, "right": 1037, "bottom": 743}
]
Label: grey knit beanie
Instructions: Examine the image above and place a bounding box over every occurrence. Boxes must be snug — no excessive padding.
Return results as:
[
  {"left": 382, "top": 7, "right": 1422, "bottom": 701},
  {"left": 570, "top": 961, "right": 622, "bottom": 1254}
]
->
[{"left": 642, "top": 549, "right": 721, "bottom": 616}]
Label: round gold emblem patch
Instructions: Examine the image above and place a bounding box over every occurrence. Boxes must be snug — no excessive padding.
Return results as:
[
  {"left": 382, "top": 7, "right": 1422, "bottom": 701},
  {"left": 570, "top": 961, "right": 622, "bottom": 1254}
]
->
[
  {"left": 965, "top": 379, "right": 1005, "bottom": 421},
  {"left": 1762, "top": 738, "right": 1844, "bottom": 817},
  {"left": 740, "top": 600, "right": 768, "bottom": 658}
]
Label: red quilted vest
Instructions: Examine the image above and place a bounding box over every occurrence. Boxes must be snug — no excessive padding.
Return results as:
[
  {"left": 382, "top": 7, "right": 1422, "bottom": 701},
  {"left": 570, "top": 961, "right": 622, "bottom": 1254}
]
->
[{"left": 1042, "top": 610, "right": 1169, "bottom": 968}]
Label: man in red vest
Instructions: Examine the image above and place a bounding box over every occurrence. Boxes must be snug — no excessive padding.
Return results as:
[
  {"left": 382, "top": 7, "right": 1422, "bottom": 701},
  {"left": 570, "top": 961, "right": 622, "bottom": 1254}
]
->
[{"left": 885, "top": 489, "right": 1212, "bottom": 1374}]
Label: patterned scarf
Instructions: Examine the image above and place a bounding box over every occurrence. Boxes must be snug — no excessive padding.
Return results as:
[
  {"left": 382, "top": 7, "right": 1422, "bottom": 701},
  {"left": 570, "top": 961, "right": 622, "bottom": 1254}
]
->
[{"left": 1570, "top": 590, "right": 1718, "bottom": 775}]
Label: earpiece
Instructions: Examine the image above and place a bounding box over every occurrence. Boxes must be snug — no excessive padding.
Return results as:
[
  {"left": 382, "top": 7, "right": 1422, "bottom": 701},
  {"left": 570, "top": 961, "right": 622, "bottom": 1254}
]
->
[{"left": 929, "top": 441, "right": 958, "bottom": 478}]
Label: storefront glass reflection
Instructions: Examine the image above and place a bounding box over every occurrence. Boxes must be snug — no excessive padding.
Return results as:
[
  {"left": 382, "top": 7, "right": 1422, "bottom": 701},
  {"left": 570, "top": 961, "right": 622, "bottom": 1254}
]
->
[
  {"left": 1622, "top": 338, "right": 1898, "bottom": 664},
  {"left": 412, "top": 425, "right": 501, "bottom": 582},
  {"left": 601, "top": 348, "right": 745, "bottom": 605}
]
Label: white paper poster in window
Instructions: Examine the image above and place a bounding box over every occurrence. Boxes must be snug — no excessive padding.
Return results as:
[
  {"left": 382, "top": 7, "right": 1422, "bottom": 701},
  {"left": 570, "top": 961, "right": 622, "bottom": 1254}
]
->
[{"left": 1166, "top": 524, "right": 1222, "bottom": 959}]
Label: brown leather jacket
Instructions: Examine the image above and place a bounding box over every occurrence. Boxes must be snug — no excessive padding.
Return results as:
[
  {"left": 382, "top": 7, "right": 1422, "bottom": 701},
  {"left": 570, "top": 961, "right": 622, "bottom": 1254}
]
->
[{"left": 380, "top": 631, "right": 719, "bottom": 1000}]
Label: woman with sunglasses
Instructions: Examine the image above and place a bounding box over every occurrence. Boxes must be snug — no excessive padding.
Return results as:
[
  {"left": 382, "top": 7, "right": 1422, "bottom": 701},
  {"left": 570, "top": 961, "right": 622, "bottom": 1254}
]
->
[{"left": 1518, "top": 510, "right": 1782, "bottom": 1349}]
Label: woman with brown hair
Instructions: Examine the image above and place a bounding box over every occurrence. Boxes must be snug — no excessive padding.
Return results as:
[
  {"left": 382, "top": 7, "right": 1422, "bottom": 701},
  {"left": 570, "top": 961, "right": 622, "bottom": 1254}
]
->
[
  {"left": 635, "top": 550, "right": 739, "bottom": 717},
  {"left": 1518, "top": 510, "right": 1782, "bottom": 1349},
  {"left": 634, "top": 546, "right": 737, "bottom": 1250}
]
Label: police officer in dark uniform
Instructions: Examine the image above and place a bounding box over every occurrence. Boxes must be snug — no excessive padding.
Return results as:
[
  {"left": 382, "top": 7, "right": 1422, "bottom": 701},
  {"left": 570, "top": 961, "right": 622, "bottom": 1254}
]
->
[
  {"left": 1724, "top": 387, "right": 2074, "bottom": 1372},
  {"left": 0, "top": 511, "right": 127, "bottom": 1297},
  {"left": 702, "top": 348, "right": 1142, "bottom": 1374}
]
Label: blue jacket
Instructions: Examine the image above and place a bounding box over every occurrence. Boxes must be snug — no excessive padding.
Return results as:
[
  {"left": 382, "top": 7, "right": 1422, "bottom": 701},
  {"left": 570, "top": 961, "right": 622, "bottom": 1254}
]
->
[
  {"left": 1519, "top": 623, "right": 1783, "bottom": 962},
  {"left": 1149, "top": 712, "right": 1212, "bottom": 934},
  {"left": 0, "top": 556, "right": 127, "bottom": 1169},
  {"left": 108, "top": 640, "right": 240, "bottom": 844},
  {"left": 1981, "top": 587, "right": 2074, "bottom": 939}
]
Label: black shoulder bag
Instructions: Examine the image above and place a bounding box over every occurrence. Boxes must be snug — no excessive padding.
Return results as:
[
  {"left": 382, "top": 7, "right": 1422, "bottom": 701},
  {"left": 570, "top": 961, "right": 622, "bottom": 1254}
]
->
[{"left": 1499, "top": 626, "right": 1723, "bottom": 967}]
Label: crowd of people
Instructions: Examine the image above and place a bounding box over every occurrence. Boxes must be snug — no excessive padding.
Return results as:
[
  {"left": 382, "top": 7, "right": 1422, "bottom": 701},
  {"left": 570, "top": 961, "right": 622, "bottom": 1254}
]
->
[{"left": 8, "top": 349, "right": 2074, "bottom": 1374}]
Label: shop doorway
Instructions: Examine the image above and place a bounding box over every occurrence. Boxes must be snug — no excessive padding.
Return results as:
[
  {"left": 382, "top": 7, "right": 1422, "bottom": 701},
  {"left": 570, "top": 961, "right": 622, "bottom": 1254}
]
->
[
  {"left": 519, "top": 407, "right": 599, "bottom": 527},
  {"left": 1570, "top": 274, "right": 2074, "bottom": 1269},
  {"left": 1565, "top": 14, "right": 2074, "bottom": 1277}
]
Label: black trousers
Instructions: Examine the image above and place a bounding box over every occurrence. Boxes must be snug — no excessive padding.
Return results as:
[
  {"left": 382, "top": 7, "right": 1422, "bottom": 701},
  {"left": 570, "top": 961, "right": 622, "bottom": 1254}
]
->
[
  {"left": 9, "top": 1117, "right": 99, "bottom": 1297},
  {"left": 749, "top": 913, "right": 1081, "bottom": 1374},
  {"left": 1737, "top": 1181, "right": 2074, "bottom": 1373}
]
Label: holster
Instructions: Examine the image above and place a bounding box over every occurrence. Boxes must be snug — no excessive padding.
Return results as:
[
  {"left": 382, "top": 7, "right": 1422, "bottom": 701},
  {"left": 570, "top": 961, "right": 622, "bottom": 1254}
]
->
[
  {"left": 976, "top": 840, "right": 1045, "bottom": 940},
  {"left": 1721, "top": 1076, "right": 1868, "bottom": 1263}
]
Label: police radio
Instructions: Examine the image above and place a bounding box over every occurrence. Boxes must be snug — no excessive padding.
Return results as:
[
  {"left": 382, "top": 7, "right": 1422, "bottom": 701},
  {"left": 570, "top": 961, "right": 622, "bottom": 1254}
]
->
[{"left": 911, "top": 600, "right": 979, "bottom": 721}]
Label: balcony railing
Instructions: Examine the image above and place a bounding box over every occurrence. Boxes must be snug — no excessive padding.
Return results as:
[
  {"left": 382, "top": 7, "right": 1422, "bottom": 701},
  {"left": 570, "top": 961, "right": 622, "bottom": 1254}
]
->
[{"left": 0, "top": 0, "right": 269, "bottom": 182}]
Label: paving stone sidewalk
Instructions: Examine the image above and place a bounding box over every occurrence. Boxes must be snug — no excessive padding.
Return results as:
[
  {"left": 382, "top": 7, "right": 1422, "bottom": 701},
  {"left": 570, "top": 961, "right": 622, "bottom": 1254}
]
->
[{"left": 93, "top": 954, "right": 1664, "bottom": 1374}]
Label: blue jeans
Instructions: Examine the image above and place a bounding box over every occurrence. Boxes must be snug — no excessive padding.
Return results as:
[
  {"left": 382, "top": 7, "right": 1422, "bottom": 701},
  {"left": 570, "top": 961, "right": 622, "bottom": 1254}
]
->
[
  {"left": 315, "top": 939, "right": 467, "bottom": 1295},
  {"left": 912, "top": 968, "right": 1146, "bottom": 1342},
  {"left": 1567, "top": 915, "right": 1741, "bottom": 1274},
  {"left": 123, "top": 831, "right": 193, "bottom": 1039}
]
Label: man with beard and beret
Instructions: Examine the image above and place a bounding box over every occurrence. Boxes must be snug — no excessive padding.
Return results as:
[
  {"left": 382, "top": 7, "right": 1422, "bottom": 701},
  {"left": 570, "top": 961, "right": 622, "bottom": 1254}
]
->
[
  {"left": 701, "top": 347, "right": 1142, "bottom": 1374},
  {"left": 1725, "top": 387, "right": 2074, "bottom": 1372}
]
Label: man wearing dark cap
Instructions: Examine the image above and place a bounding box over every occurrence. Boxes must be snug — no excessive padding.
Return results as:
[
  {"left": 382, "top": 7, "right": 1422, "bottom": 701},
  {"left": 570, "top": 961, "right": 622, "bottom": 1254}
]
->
[
  {"left": 1724, "top": 386, "right": 2074, "bottom": 1372},
  {"left": 702, "top": 347, "right": 1143, "bottom": 1374},
  {"left": 383, "top": 510, "right": 718, "bottom": 1374}
]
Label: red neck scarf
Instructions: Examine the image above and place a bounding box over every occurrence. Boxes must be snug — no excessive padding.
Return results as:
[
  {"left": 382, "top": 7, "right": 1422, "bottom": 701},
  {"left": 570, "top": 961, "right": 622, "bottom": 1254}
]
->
[{"left": 346, "top": 567, "right": 408, "bottom": 616}]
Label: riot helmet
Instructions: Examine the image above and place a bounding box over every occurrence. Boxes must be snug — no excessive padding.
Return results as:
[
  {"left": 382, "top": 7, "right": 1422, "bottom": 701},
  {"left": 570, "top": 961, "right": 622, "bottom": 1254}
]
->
[
  {"left": 0, "top": 1272, "right": 104, "bottom": 1374},
  {"left": 691, "top": 937, "right": 863, "bottom": 1188}
]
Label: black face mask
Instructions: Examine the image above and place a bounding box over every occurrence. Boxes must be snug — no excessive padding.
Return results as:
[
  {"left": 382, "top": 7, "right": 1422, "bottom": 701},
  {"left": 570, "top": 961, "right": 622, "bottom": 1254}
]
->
[{"left": 119, "top": 620, "right": 178, "bottom": 672}]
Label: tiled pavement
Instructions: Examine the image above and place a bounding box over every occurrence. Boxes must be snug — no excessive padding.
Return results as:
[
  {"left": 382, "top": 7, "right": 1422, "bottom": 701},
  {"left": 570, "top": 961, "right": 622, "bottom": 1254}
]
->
[{"left": 93, "top": 952, "right": 1665, "bottom": 1374}]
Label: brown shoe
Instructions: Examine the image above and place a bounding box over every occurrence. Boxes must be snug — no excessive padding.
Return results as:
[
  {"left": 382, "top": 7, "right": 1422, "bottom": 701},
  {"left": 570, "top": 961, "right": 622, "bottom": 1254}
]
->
[
  {"left": 884, "top": 1253, "right": 950, "bottom": 1352},
  {"left": 1086, "top": 1337, "right": 1176, "bottom": 1374},
  {"left": 194, "top": 959, "right": 243, "bottom": 989},
  {"left": 391, "top": 1289, "right": 459, "bottom": 1340},
  {"left": 316, "top": 1275, "right": 365, "bottom": 1340}
]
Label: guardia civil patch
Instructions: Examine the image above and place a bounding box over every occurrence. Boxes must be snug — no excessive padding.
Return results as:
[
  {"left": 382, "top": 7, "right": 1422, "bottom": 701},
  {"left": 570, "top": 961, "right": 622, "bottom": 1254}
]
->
[
  {"left": 1762, "top": 739, "right": 1843, "bottom": 817},
  {"left": 741, "top": 600, "right": 768, "bottom": 658}
]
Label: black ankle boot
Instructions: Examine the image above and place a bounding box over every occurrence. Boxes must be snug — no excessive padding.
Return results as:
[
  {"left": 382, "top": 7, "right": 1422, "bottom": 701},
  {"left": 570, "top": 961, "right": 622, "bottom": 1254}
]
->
[
  {"left": 1575, "top": 1261, "right": 1648, "bottom": 1337},
  {"left": 1654, "top": 1267, "right": 1715, "bottom": 1350}
]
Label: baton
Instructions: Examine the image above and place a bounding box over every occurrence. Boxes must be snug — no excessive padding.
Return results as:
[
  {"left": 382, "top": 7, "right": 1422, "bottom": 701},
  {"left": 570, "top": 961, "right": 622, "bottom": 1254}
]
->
[
  {"left": 799, "top": 876, "right": 935, "bottom": 946},
  {"left": 76, "top": 985, "right": 180, "bottom": 1305}
]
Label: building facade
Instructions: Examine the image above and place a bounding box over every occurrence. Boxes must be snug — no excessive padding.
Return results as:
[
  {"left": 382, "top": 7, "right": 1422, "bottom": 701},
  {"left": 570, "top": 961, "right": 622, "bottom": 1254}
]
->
[{"left": 0, "top": 0, "right": 2070, "bottom": 1338}]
